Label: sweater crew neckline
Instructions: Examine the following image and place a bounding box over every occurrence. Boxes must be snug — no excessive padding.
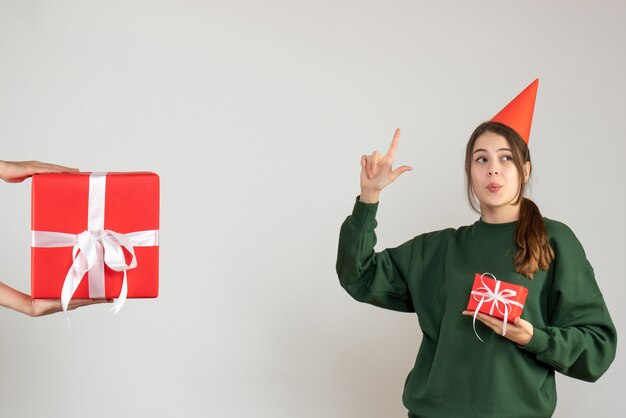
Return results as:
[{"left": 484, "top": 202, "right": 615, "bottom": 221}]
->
[{"left": 474, "top": 217, "right": 518, "bottom": 235}]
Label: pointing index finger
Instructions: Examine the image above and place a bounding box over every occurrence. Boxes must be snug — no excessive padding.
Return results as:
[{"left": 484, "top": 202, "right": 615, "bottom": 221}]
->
[{"left": 385, "top": 128, "right": 401, "bottom": 161}]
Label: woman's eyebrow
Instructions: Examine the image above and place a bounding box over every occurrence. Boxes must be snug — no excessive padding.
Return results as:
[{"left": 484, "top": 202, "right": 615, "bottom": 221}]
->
[{"left": 473, "top": 147, "right": 512, "bottom": 154}]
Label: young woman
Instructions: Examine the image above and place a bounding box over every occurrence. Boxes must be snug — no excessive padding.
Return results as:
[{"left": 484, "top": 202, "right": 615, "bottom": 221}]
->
[
  {"left": 336, "top": 81, "right": 617, "bottom": 417},
  {"left": 0, "top": 159, "right": 111, "bottom": 316}
]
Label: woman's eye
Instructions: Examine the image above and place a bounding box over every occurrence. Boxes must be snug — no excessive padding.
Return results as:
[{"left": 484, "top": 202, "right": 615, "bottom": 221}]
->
[
  {"left": 475, "top": 157, "right": 487, "bottom": 163},
  {"left": 502, "top": 155, "right": 513, "bottom": 161}
]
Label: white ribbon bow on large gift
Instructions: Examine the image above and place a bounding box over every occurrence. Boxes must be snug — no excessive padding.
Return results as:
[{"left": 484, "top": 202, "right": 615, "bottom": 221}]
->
[
  {"left": 31, "top": 173, "right": 159, "bottom": 314},
  {"left": 470, "top": 272, "right": 524, "bottom": 342}
]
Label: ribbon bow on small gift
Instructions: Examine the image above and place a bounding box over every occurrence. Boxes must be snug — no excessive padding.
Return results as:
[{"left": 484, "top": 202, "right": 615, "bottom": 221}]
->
[{"left": 470, "top": 272, "right": 525, "bottom": 342}]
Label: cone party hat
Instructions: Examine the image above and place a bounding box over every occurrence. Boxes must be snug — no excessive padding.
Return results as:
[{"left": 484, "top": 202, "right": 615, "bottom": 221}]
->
[{"left": 490, "top": 79, "right": 538, "bottom": 144}]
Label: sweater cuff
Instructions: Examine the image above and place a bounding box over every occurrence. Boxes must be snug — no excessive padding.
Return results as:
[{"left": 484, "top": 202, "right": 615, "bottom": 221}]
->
[
  {"left": 519, "top": 327, "right": 549, "bottom": 354},
  {"left": 351, "top": 195, "right": 379, "bottom": 224}
]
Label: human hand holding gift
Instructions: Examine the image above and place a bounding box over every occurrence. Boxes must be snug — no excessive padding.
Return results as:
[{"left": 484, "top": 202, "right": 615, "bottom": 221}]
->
[
  {"left": 463, "top": 309, "right": 534, "bottom": 346},
  {"left": 462, "top": 273, "right": 534, "bottom": 345},
  {"left": 0, "top": 160, "right": 111, "bottom": 317},
  {"left": 0, "top": 160, "right": 78, "bottom": 183},
  {"left": 0, "top": 281, "right": 111, "bottom": 317}
]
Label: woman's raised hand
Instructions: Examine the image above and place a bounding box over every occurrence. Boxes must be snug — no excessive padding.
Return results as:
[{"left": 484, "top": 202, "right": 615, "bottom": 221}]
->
[{"left": 360, "top": 128, "right": 412, "bottom": 203}]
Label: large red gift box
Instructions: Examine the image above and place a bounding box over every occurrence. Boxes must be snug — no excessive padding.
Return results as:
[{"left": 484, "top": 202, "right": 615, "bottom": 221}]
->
[
  {"left": 467, "top": 273, "right": 527, "bottom": 323},
  {"left": 31, "top": 172, "right": 159, "bottom": 301}
]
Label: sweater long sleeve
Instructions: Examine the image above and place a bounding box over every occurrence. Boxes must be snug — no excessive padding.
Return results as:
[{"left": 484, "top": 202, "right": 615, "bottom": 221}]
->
[
  {"left": 520, "top": 222, "right": 617, "bottom": 382},
  {"left": 336, "top": 197, "right": 415, "bottom": 313}
]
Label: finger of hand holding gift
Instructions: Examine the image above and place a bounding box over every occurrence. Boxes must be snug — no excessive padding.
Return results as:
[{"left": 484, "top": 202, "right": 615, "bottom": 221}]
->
[
  {"left": 29, "top": 297, "right": 112, "bottom": 317},
  {"left": 463, "top": 310, "right": 533, "bottom": 345},
  {"left": 0, "top": 160, "right": 79, "bottom": 183},
  {"left": 513, "top": 316, "right": 534, "bottom": 345},
  {"left": 32, "top": 161, "right": 79, "bottom": 174},
  {"left": 67, "top": 298, "right": 114, "bottom": 310},
  {"left": 463, "top": 310, "right": 505, "bottom": 334}
]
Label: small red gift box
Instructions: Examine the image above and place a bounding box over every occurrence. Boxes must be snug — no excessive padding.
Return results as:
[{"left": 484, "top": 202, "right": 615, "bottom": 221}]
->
[
  {"left": 467, "top": 273, "right": 527, "bottom": 323},
  {"left": 31, "top": 172, "right": 159, "bottom": 310}
]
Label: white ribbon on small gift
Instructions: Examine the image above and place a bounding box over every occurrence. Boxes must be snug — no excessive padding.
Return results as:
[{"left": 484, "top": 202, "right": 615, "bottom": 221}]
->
[
  {"left": 470, "top": 272, "right": 524, "bottom": 342},
  {"left": 31, "top": 173, "right": 159, "bottom": 314}
]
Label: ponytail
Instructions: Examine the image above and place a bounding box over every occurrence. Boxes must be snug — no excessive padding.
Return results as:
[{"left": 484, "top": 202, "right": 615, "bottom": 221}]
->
[{"left": 514, "top": 198, "right": 555, "bottom": 279}]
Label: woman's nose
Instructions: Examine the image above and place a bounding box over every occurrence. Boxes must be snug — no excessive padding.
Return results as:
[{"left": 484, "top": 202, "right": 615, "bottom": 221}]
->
[{"left": 488, "top": 163, "right": 499, "bottom": 176}]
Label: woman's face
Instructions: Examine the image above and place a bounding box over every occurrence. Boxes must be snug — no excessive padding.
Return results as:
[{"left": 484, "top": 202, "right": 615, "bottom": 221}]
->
[{"left": 470, "top": 132, "right": 529, "bottom": 218}]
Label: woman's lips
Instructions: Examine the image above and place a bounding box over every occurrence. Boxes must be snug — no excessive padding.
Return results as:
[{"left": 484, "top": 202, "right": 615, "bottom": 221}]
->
[{"left": 487, "top": 184, "right": 501, "bottom": 192}]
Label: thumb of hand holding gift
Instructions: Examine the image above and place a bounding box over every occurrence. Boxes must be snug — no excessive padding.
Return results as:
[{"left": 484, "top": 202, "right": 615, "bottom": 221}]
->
[
  {"left": 0, "top": 159, "right": 112, "bottom": 316},
  {"left": 359, "top": 128, "right": 413, "bottom": 204},
  {"left": 463, "top": 310, "right": 534, "bottom": 346}
]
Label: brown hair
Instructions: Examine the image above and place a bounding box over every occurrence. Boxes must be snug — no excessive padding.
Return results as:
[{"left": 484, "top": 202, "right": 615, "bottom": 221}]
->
[{"left": 464, "top": 121, "right": 554, "bottom": 279}]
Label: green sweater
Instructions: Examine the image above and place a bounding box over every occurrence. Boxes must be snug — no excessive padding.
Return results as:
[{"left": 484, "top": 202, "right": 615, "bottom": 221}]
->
[{"left": 336, "top": 198, "right": 617, "bottom": 418}]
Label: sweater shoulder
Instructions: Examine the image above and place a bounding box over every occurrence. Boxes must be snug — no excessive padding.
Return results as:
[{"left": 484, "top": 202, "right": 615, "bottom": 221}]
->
[
  {"left": 414, "top": 224, "right": 470, "bottom": 246},
  {"left": 543, "top": 217, "right": 576, "bottom": 237},
  {"left": 543, "top": 217, "right": 590, "bottom": 266},
  {"left": 543, "top": 217, "right": 583, "bottom": 246}
]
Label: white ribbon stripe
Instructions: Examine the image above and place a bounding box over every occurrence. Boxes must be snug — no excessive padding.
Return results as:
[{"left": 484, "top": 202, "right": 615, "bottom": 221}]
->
[
  {"left": 31, "top": 173, "right": 159, "bottom": 315},
  {"left": 470, "top": 272, "right": 524, "bottom": 342}
]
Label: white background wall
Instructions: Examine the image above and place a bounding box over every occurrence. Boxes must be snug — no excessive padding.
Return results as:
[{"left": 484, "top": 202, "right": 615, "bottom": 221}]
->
[{"left": 1, "top": 1, "right": 624, "bottom": 417}]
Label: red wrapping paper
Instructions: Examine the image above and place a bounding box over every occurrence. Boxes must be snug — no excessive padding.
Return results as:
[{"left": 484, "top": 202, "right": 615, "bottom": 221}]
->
[
  {"left": 466, "top": 273, "right": 527, "bottom": 323},
  {"left": 31, "top": 172, "right": 159, "bottom": 299}
]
